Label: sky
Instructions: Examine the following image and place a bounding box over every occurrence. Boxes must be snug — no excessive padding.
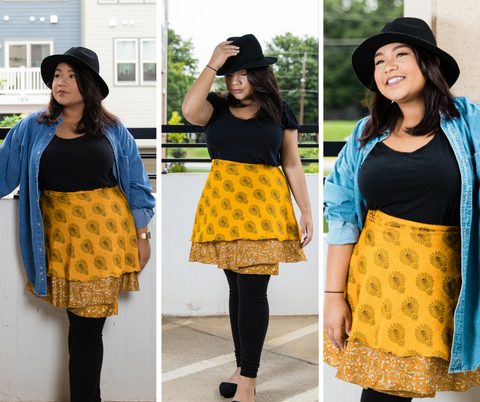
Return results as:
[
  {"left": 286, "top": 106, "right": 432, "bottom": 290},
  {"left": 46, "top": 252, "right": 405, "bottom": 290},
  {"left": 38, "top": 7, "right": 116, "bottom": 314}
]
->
[{"left": 167, "top": 0, "right": 320, "bottom": 71}]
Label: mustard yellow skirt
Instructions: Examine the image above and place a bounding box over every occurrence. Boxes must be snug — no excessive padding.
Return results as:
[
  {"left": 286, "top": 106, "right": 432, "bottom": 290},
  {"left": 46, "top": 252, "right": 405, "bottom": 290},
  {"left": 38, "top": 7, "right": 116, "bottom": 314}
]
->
[
  {"left": 27, "top": 186, "right": 140, "bottom": 318},
  {"left": 189, "top": 160, "right": 306, "bottom": 275},
  {"left": 324, "top": 210, "right": 480, "bottom": 398}
]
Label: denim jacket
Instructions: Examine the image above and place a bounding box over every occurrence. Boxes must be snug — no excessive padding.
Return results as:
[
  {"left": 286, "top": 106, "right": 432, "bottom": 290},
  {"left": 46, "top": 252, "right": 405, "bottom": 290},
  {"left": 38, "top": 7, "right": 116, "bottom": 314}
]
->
[
  {"left": 324, "top": 97, "right": 480, "bottom": 373},
  {"left": 0, "top": 111, "right": 155, "bottom": 297}
]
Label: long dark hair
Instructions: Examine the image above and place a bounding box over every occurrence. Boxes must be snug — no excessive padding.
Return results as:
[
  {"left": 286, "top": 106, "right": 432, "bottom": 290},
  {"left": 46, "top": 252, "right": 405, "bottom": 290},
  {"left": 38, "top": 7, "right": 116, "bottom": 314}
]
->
[
  {"left": 36, "top": 62, "right": 119, "bottom": 136},
  {"left": 226, "top": 66, "right": 283, "bottom": 124},
  {"left": 359, "top": 45, "right": 459, "bottom": 148}
]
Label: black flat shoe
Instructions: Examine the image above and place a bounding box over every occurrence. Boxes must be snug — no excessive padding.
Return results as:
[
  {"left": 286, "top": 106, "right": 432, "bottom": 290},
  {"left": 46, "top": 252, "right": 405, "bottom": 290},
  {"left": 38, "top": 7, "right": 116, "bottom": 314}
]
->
[
  {"left": 219, "top": 382, "right": 237, "bottom": 398},
  {"left": 229, "top": 387, "right": 256, "bottom": 401}
]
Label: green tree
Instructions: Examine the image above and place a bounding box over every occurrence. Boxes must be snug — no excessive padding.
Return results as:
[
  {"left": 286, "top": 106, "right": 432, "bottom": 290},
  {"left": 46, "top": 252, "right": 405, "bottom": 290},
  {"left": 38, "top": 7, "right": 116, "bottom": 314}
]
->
[
  {"left": 265, "top": 33, "right": 319, "bottom": 125},
  {"left": 167, "top": 28, "right": 198, "bottom": 123},
  {"left": 324, "top": 0, "right": 403, "bottom": 113}
]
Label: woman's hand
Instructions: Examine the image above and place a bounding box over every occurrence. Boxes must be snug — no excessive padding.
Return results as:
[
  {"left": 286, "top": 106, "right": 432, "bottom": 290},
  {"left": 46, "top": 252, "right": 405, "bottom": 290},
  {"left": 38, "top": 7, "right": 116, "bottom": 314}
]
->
[
  {"left": 137, "top": 238, "right": 151, "bottom": 274},
  {"left": 136, "top": 227, "right": 151, "bottom": 275},
  {"left": 208, "top": 41, "right": 240, "bottom": 71},
  {"left": 300, "top": 213, "right": 313, "bottom": 248},
  {"left": 324, "top": 293, "right": 351, "bottom": 350}
]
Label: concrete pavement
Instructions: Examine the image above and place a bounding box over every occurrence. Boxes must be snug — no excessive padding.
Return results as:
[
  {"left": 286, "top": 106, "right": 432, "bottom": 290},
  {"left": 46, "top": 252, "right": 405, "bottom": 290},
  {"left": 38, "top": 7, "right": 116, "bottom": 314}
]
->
[{"left": 162, "top": 315, "right": 319, "bottom": 402}]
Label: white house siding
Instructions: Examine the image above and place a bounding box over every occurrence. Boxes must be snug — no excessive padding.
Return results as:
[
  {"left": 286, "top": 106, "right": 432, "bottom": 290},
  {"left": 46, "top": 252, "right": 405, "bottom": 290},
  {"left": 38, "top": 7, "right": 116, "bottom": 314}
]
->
[{"left": 82, "top": 2, "right": 156, "bottom": 128}]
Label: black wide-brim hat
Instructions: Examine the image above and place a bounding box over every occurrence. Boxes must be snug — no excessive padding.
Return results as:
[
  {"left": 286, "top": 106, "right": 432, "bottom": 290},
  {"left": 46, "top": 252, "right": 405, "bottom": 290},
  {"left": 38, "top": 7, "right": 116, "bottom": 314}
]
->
[
  {"left": 41, "top": 47, "right": 109, "bottom": 99},
  {"left": 352, "top": 17, "right": 460, "bottom": 90},
  {"left": 216, "top": 34, "right": 277, "bottom": 76}
]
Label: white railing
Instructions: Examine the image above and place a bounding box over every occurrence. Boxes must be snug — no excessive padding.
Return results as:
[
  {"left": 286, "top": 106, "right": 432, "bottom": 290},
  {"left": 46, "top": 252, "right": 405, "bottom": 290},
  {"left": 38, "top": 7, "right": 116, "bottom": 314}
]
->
[{"left": 0, "top": 67, "right": 50, "bottom": 95}]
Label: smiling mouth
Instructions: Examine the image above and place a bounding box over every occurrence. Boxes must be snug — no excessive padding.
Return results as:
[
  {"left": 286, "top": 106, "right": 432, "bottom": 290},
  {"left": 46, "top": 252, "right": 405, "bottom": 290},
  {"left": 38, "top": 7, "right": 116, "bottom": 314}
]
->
[{"left": 387, "top": 77, "right": 405, "bottom": 85}]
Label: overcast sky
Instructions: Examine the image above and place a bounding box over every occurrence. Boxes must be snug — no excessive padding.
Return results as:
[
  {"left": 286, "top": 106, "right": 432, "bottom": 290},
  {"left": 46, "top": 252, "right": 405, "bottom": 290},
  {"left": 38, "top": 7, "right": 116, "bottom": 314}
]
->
[{"left": 167, "top": 0, "right": 320, "bottom": 71}]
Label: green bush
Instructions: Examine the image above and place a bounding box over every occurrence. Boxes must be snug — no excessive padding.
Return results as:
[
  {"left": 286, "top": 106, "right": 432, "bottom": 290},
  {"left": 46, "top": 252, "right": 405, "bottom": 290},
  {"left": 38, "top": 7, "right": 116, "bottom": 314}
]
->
[
  {"left": 167, "top": 111, "right": 188, "bottom": 173},
  {"left": 0, "top": 114, "right": 25, "bottom": 127}
]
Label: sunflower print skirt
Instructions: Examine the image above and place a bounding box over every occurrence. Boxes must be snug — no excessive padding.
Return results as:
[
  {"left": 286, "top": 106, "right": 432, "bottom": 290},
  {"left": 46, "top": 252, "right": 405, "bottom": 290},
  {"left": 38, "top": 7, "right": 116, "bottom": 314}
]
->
[
  {"left": 189, "top": 159, "right": 306, "bottom": 275},
  {"left": 324, "top": 210, "right": 480, "bottom": 398},
  {"left": 27, "top": 186, "right": 140, "bottom": 318}
]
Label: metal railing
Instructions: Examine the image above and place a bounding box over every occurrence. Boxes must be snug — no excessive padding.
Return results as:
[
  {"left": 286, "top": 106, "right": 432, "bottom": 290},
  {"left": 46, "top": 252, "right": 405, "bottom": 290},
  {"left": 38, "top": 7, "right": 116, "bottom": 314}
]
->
[
  {"left": 0, "top": 126, "right": 157, "bottom": 180},
  {"left": 161, "top": 124, "right": 319, "bottom": 164},
  {"left": 324, "top": 141, "right": 345, "bottom": 157},
  {"left": 0, "top": 67, "right": 49, "bottom": 95}
]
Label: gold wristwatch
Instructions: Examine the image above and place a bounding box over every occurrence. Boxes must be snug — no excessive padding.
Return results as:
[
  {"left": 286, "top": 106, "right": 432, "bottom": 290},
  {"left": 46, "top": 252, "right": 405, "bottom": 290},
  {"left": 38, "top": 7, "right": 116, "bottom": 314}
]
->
[{"left": 137, "top": 231, "right": 151, "bottom": 240}]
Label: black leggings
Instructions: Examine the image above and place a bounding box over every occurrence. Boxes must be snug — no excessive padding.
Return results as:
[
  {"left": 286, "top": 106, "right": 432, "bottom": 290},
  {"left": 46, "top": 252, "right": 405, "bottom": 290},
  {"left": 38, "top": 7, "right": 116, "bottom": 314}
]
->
[
  {"left": 67, "top": 310, "right": 107, "bottom": 402},
  {"left": 224, "top": 269, "right": 271, "bottom": 378},
  {"left": 360, "top": 388, "right": 413, "bottom": 402}
]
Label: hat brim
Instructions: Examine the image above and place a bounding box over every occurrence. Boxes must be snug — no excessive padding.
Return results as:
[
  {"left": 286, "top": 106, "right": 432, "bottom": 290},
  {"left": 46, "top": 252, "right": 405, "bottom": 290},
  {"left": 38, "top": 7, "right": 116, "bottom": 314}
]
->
[
  {"left": 41, "top": 54, "right": 109, "bottom": 99},
  {"left": 217, "top": 56, "right": 278, "bottom": 76},
  {"left": 352, "top": 32, "right": 460, "bottom": 90}
]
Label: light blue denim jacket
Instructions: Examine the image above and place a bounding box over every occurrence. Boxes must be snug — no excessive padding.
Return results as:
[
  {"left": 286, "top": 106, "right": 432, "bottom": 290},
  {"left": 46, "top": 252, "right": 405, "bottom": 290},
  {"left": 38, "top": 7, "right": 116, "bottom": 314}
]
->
[
  {"left": 0, "top": 111, "right": 155, "bottom": 298},
  {"left": 324, "top": 96, "right": 480, "bottom": 373}
]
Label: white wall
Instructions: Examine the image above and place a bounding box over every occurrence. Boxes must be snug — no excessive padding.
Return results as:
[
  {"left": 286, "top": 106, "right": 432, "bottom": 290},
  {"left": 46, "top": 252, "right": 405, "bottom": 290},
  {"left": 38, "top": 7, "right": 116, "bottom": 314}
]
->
[
  {"left": 0, "top": 196, "right": 156, "bottom": 402},
  {"left": 162, "top": 173, "right": 319, "bottom": 316}
]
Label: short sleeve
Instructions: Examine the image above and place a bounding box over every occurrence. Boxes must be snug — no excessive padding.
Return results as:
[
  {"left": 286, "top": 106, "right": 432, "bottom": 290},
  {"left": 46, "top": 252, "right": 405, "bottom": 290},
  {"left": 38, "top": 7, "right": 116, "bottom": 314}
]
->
[
  {"left": 207, "top": 92, "right": 220, "bottom": 108},
  {"left": 281, "top": 100, "right": 300, "bottom": 130}
]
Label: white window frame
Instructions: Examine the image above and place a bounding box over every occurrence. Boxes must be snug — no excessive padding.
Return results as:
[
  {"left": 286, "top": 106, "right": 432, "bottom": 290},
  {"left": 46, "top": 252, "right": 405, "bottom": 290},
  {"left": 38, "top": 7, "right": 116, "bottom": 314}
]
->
[
  {"left": 114, "top": 38, "right": 157, "bottom": 86},
  {"left": 140, "top": 38, "right": 156, "bottom": 86},
  {"left": 4, "top": 40, "right": 53, "bottom": 68},
  {"left": 114, "top": 38, "right": 138, "bottom": 85}
]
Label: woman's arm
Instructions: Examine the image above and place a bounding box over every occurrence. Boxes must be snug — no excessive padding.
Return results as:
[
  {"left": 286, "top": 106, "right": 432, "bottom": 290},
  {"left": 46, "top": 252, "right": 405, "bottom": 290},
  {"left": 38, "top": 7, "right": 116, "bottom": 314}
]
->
[
  {"left": 280, "top": 128, "right": 313, "bottom": 247},
  {"left": 182, "top": 41, "right": 239, "bottom": 126},
  {"left": 324, "top": 244, "right": 354, "bottom": 350}
]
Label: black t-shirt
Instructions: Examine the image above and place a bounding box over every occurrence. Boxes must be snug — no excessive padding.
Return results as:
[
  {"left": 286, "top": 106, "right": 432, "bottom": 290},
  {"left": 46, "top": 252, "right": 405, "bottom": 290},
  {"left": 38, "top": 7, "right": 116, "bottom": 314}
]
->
[
  {"left": 39, "top": 132, "right": 118, "bottom": 192},
  {"left": 204, "top": 92, "right": 300, "bottom": 166},
  {"left": 358, "top": 130, "right": 461, "bottom": 226}
]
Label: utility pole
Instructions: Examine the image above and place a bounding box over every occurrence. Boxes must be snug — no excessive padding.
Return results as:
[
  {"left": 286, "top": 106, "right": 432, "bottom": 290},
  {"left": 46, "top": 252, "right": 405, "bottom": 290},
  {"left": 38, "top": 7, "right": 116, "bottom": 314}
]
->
[{"left": 299, "top": 52, "right": 307, "bottom": 126}]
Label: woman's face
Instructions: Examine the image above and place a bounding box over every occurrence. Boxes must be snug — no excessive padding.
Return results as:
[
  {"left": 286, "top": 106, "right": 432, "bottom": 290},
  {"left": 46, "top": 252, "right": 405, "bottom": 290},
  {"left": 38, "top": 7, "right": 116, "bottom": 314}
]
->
[
  {"left": 52, "top": 62, "right": 84, "bottom": 109},
  {"left": 225, "top": 69, "right": 254, "bottom": 103},
  {"left": 373, "top": 42, "right": 426, "bottom": 106}
]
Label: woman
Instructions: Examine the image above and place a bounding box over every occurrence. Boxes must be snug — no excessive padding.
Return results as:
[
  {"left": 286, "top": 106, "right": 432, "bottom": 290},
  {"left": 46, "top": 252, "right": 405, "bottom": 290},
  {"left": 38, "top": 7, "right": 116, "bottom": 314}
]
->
[
  {"left": 182, "top": 34, "right": 313, "bottom": 402},
  {"left": 324, "top": 17, "right": 480, "bottom": 400},
  {"left": 0, "top": 47, "right": 155, "bottom": 402}
]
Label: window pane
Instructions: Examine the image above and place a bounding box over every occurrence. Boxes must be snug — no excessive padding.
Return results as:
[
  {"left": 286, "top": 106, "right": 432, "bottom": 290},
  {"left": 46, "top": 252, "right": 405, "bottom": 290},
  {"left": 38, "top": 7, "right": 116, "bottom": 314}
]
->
[
  {"left": 118, "top": 63, "right": 136, "bottom": 81},
  {"left": 143, "top": 62, "right": 156, "bottom": 82},
  {"left": 117, "top": 41, "right": 136, "bottom": 61},
  {"left": 31, "top": 44, "right": 51, "bottom": 67},
  {"left": 142, "top": 40, "right": 156, "bottom": 60},
  {"left": 10, "top": 45, "right": 27, "bottom": 67}
]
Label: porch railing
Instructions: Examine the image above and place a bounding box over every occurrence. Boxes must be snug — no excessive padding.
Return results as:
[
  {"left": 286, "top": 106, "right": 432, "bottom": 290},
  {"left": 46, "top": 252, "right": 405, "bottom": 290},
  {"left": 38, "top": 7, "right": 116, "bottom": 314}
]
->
[
  {"left": 0, "top": 67, "right": 50, "bottom": 95},
  {"left": 0, "top": 127, "right": 157, "bottom": 180},
  {"left": 161, "top": 124, "right": 319, "bottom": 164}
]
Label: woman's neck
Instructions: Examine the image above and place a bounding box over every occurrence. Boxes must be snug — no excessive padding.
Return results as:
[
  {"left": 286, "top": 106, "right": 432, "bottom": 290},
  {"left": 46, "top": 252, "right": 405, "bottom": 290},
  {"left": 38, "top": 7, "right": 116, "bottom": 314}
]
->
[
  {"left": 61, "top": 104, "right": 84, "bottom": 126},
  {"left": 395, "top": 100, "right": 425, "bottom": 135}
]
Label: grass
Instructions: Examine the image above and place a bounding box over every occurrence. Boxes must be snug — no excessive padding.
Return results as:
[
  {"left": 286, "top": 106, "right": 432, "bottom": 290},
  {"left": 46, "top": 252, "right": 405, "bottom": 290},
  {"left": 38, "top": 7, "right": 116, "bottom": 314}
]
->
[{"left": 323, "top": 120, "right": 357, "bottom": 141}]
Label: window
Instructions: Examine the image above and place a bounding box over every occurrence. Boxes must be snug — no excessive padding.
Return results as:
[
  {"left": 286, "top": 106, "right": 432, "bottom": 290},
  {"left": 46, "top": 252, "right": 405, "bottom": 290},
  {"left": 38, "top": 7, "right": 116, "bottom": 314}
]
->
[
  {"left": 5, "top": 41, "right": 53, "bottom": 68},
  {"left": 141, "top": 39, "right": 156, "bottom": 84},
  {"left": 114, "top": 38, "right": 156, "bottom": 86}
]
